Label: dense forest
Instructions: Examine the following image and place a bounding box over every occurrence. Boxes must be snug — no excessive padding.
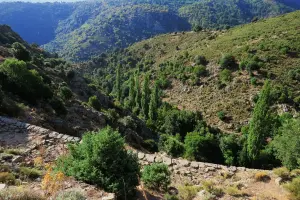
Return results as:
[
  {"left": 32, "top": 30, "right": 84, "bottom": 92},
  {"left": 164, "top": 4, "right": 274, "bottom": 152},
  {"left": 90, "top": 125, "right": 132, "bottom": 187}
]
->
[{"left": 0, "top": 0, "right": 299, "bottom": 61}]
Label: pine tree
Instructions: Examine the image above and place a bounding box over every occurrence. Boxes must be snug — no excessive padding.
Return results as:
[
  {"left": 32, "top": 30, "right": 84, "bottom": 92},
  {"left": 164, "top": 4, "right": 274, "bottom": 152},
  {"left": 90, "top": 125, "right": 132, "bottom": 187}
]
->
[
  {"left": 149, "top": 82, "right": 159, "bottom": 121},
  {"left": 128, "top": 74, "right": 135, "bottom": 109},
  {"left": 247, "top": 80, "right": 272, "bottom": 162},
  {"left": 141, "top": 74, "right": 150, "bottom": 119},
  {"left": 135, "top": 70, "right": 140, "bottom": 109},
  {"left": 115, "top": 64, "right": 121, "bottom": 101}
]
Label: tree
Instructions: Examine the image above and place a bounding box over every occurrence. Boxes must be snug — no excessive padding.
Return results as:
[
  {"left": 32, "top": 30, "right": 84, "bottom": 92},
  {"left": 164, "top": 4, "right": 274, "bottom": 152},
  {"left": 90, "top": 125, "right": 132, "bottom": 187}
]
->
[
  {"left": 272, "top": 119, "right": 300, "bottom": 170},
  {"left": 115, "top": 64, "right": 121, "bottom": 101},
  {"left": 56, "top": 127, "right": 140, "bottom": 198},
  {"left": 141, "top": 74, "right": 150, "bottom": 118},
  {"left": 141, "top": 163, "right": 171, "bottom": 191},
  {"left": 11, "top": 42, "right": 31, "bottom": 61},
  {"left": 134, "top": 70, "right": 141, "bottom": 111},
  {"left": 219, "top": 54, "right": 237, "bottom": 70},
  {"left": 148, "top": 82, "right": 159, "bottom": 121},
  {"left": 128, "top": 74, "right": 135, "bottom": 109},
  {"left": 247, "top": 80, "right": 272, "bottom": 162},
  {"left": 219, "top": 134, "right": 240, "bottom": 166}
]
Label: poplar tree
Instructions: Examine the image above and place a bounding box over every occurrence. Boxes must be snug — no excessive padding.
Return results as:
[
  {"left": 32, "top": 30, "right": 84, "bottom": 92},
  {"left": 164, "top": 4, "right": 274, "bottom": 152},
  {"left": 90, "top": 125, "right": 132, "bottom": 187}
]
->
[
  {"left": 141, "top": 74, "right": 150, "bottom": 119},
  {"left": 135, "top": 70, "right": 140, "bottom": 109},
  {"left": 128, "top": 74, "right": 135, "bottom": 109},
  {"left": 247, "top": 80, "right": 272, "bottom": 162},
  {"left": 115, "top": 64, "right": 121, "bottom": 101},
  {"left": 149, "top": 82, "right": 159, "bottom": 121}
]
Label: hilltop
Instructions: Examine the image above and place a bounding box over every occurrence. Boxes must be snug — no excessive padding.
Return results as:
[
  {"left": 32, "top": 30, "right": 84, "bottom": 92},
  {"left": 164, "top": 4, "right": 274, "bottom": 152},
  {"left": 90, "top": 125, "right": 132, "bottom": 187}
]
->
[{"left": 0, "top": 0, "right": 299, "bottom": 61}]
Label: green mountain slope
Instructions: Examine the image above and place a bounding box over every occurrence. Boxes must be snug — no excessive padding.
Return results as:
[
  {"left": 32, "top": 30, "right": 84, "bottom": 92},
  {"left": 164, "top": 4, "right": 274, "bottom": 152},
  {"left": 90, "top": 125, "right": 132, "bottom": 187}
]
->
[{"left": 87, "top": 10, "right": 300, "bottom": 132}]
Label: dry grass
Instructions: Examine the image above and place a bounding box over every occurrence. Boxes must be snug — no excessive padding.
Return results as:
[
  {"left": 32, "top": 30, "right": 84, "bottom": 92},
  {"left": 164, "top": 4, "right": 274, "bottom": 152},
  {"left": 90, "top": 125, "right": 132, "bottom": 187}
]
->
[
  {"left": 0, "top": 187, "right": 45, "bottom": 200},
  {"left": 254, "top": 171, "right": 270, "bottom": 182}
]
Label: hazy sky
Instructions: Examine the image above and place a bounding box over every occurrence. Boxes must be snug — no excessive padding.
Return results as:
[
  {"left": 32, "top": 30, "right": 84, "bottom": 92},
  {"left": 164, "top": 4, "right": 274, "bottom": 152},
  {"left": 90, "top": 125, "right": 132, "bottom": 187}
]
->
[{"left": 0, "top": 0, "right": 86, "bottom": 2}]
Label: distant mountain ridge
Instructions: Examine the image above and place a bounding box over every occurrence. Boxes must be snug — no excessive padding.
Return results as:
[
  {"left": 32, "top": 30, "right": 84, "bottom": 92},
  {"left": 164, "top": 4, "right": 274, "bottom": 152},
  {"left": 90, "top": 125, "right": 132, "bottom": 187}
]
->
[{"left": 0, "top": 0, "right": 299, "bottom": 61}]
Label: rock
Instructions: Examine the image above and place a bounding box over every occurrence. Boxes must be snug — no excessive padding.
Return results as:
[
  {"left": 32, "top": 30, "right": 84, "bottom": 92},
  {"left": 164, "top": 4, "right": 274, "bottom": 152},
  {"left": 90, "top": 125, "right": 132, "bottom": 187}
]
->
[
  {"left": 205, "top": 167, "right": 216, "bottom": 172},
  {"left": 12, "top": 155, "right": 23, "bottom": 163},
  {"left": 155, "top": 156, "right": 162, "bottom": 163},
  {"left": 191, "top": 162, "right": 199, "bottom": 169},
  {"left": 178, "top": 160, "right": 190, "bottom": 167},
  {"left": 102, "top": 193, "right": 115, "bottom": 200},
  {"left": 197, "top": 190, "right": 208, "bottom": 198},
  {"left": 145, "top": 154, "right": 155, "bottom": 163},
  {"left": 0, "top": 184, "right": 7, "bottom": 191},
  {"left": 228, "top": 166, "right": 237, "bottom": 172},
  {"left": 275, "top": 177, "right": 283, "bottom": 186},
  {"left": 163, "top": 157, "right": 172, "bottom": 166},
  {"left": 137, "top": 152, "right": 145, "bottom": 160}
]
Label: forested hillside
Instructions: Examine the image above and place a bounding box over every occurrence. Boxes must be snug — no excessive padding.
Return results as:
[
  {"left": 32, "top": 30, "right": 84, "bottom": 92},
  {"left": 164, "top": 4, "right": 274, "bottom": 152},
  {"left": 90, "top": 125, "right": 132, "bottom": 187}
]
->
[{"left": 0, "top": 0, "right": 299, "bottom": 61}]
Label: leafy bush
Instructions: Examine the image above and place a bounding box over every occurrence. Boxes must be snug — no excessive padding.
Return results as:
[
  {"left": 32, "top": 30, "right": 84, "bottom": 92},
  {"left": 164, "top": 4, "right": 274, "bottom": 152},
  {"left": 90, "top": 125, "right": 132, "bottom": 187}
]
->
[
  {"left": 0, "top": 187, "right": 45, "bottom": 200},
  {"left": 225, "top": 186, "right": 244, "bottom": 197},
  {"left": 184, "top": 132, "right": 221, "bottom": 162},
  {"left": 56, "top": 127, "right": 140, "bottom": 198},
  {"left": 178, "top": 185, "right": 200, "bottom": 200},
  {"left": 11, "top": 42, "right": 31, "bottom": 61},
  {"left": 0, "top": 172, "right": 16, "bottom": 185},
  {"left": 219, "top": 54, "right": 236, "bottom": 69},
  {"left": 219, "top": 69, "right": 232, "bottom": 84},
  {"left": 250, "top": 77, "right": 257, "bottom": 86},
  {"left": 59, "top": 86, "right": 73, "bottom": 100},
  {"left": 19, "top": 167, "right": 41, "bottom": 180},
  {"left": 285, "top": 177, "right": 300, "bottom": 200},
  {"left": 118, "top": 116, "right": 137, "bottom": 130},
  {"left": 291, "top": 169, "right": 300, "bottom": 178},
  {"left": 0, "top": 59, "right": 52, "bottom": 103},
  {"left": 193, "top": 65, "right": 207, "bottom": 77},
  {"left": 141, "top": 163, "right": 171, "bottom": 191},
  {"left": 56, "top": 190, "right": 86, "bottom": 200},
  {"left": 49, "top": 97, "right": 67, "bottom": 115},
  {"left": 164, "top": 194, "right": 179, "bottom": 200},
  {"left": 217, "top": 111, "right": 226, "bottom": 121},
  {"left": 202, "top": 180, "right": 223, "bottom": 197},
  {"left": 158, "top": 134, "right": 184, "bottom": 157},
  {"left": 87, "top": 95, "right": 101, "bottom": 111},
  {"left": 273, "top": 167, "right": 290, "bottom": 180},
  {"left": 272, "top": 119, "right": 300, "bottom": 170},
  {"left": 254, "top": 171, "right": 270, "bottom": 182},
  {"left": 219, "top": 134, "right": 241, "bottom": 166},
  {"left": 194, "top": 55, "right": 207, "bottom": 66},
  {"left": 105, "top": 108, "right": 119, "bottom": 123},
  {"left": 143, "top": 139, "right": 158, "bottom": 152}
]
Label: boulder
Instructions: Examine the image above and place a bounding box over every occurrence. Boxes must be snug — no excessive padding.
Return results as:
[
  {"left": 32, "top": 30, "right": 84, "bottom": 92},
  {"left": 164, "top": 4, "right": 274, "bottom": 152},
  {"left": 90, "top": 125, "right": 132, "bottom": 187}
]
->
[
  {"left": 102, "top": 193, "right": 115, "bottom": 200},
  {"left": 0, "top": 184, "right": 7, "bottom": 191},
  {"left": 12, "top": 155, "right": 23, "bottom": 163},
  {"left": 275, "top": 177, "right": 284, "bottom": 186},
  {"left": 163, "top": 157, "right": 172, "bottom": 166}
]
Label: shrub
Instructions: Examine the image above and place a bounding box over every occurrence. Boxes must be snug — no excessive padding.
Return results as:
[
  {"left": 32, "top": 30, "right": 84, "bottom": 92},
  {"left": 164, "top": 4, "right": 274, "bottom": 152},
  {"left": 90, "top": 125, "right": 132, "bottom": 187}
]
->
[
  {"left": 158, "top": 134, "right": 184, "bottom": 157},
  {"left": 226, "top": 186, "right": 244, "bottom": 197},
  {"left": 291, "top": 169, "right": 300, "bottom": 177},
  {"left": 202, "top": 181, "right": 223, "bottom": 196},
  {"left": 56, "top": 190, "right": 86, "bottom": 200},
  {"left": 193, "top": 65, "right": 207, "bottom": 77},
  {"left": 250, "top": 77, "right": 257, "bottom": 86},
  {"left": 56, "top": 127, "right": 140, "bottom": 198},
  {"left": 194, "top": 55, "right": 207, "bottom": 66},
  {"left": 273, "top": 167, "right": 290, "bottom": 180},
  {"left": 118, "top": 116, "right": 137, "bottom": 130},
  {"left": 105, "top": 108, "right": 119, "bottom": 123},
  {"left": 87, "top": 95, "right": 101, "bottom": 110},
  {"left": 49, "top": 97, "right": 67, "bottom": 115},
  {"left": 219, "top": 54, "right": 236, "bottom": 69},
  {"left": 178, "top": 185, "right": 200, "bottom": 200},
  {"left": 219, "top": 134, "right": 241, "bottom": 166},
  {"left": 0, "top": 187, "right": 45, "bottom": 200},
  {"left": 0, "top": 172, "right": 16, "bottom": 185},
  {"left": 217, "top": 111, "right": 226, "bottom": 121},
  {"left": 0, "top": 59, "right": 52, "bottom": 103},
  {"left": 11, "top": 42, "right": 31, "bottom": 61},
  {"left": 19, "top": 167, "right": 41, "bottom": 180},
  {"left": 59, "top": 86, "right": 73, "bottom": 100},
  {"left": 254, "top": 171, "right": 270, "bottom": 182},
  {"left": 143, "top": 139, "right": 158, "bottom": 152},
  {"left": 0, "top": 165, "right": 11, "bottom": 172},
  {"left": 285, "top": 177, "right": 300, "bottom": 200},
  {"left": 219, "top": 69, "right": 232, "bottom": 84},
  {"left": 141, "top": 163, "right": 171, "bottom": 191},
  {"left": 164, "top": 194, "right": 179, "bottom": 200}
]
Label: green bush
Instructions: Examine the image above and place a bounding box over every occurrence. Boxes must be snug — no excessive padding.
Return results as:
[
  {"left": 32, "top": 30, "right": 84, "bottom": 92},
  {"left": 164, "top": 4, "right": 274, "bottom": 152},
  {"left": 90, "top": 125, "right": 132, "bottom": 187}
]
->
[
  {"left": 0, "top": 59, "right": 52, "bottom": 103},
  {"left": 193, "top": 65, "right": 207, "bottom": 77},
  {"left": 56, "top": 190, "right": 86, "bottom": 200},
  {"left": 118, "top": 116, "right": 137, "bottom": 130},
  {"left": 219, "top": 134, "right": 241, "bottom": 166},
  {"left": 0, "top": 172, "right": 16, "bottom": 185},
  {"left": 285, "top": 177, "right": 300, "bottom": 200},
  {"left": 56, "top": 127, "right": 140, "bottom": 198},
  {"left": 273, "top": 167, "right": 290, "bottom": 180},
  {"left": 19, "top": 167, "right": 41, "bottom": 180},
  {"left": 217, "top": 111, "right": 226, "bottom": 121},
  {"left": 219, "top": 69, "right": 232, "bottom": 84},
  {"left": 59, "top": 86, "right": 73, "bottom": 100},
  {"left": 105, "top": 108, "right": 119, "bottom": 123},
  {"left": 141, "top": 163, "right": 171, "bottom": 191},
  {"left": 143, "top": 139, "right": 158, "bottom": 152},
  {"left": 164, "top": 194, "right": 179, "bottom": 200},
  {"left": 87, "top": 95, "right": 101, "bottom": 110},
  {"left": 250, "top": 77, "right": 257, "bottom": 86},
  {"left": 219, "top": 54, "right": 236, "bottom": 69},
  {"left": 11, "top": 42, "right": 31, "bottom": 61},
  {"left": 194, "top": 55, "right": 207, "bottom": 66},
  {"left": 159, "top": 134, "right": 184, "bottom": 157},
  {"left": 49, "top": 97, "right": 67, "bottom": 115},
  {"left": 178, "top": 185, "right": 200, "bottom": 200}
]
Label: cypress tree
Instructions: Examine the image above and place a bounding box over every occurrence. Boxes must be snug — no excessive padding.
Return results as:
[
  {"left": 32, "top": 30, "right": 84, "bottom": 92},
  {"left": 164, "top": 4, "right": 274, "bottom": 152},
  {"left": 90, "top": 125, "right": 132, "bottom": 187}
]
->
[
  {"left": 149, "top": 82, "right": 159, "bottom": 121},
  {"left": 128, "top": 74, "right": 135, "bottom": 109},
  {"left": 115, "top": 64, "right": 121, "bottom": 101},
  {"left": 141, "top": 74, "right": 150, "bottom": 119},
  {"left": 135, "top": 70, "right": 140, "bottom": 109},
  {"left": 247, "top": 80, "right": 272, "bottom": 162}
]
